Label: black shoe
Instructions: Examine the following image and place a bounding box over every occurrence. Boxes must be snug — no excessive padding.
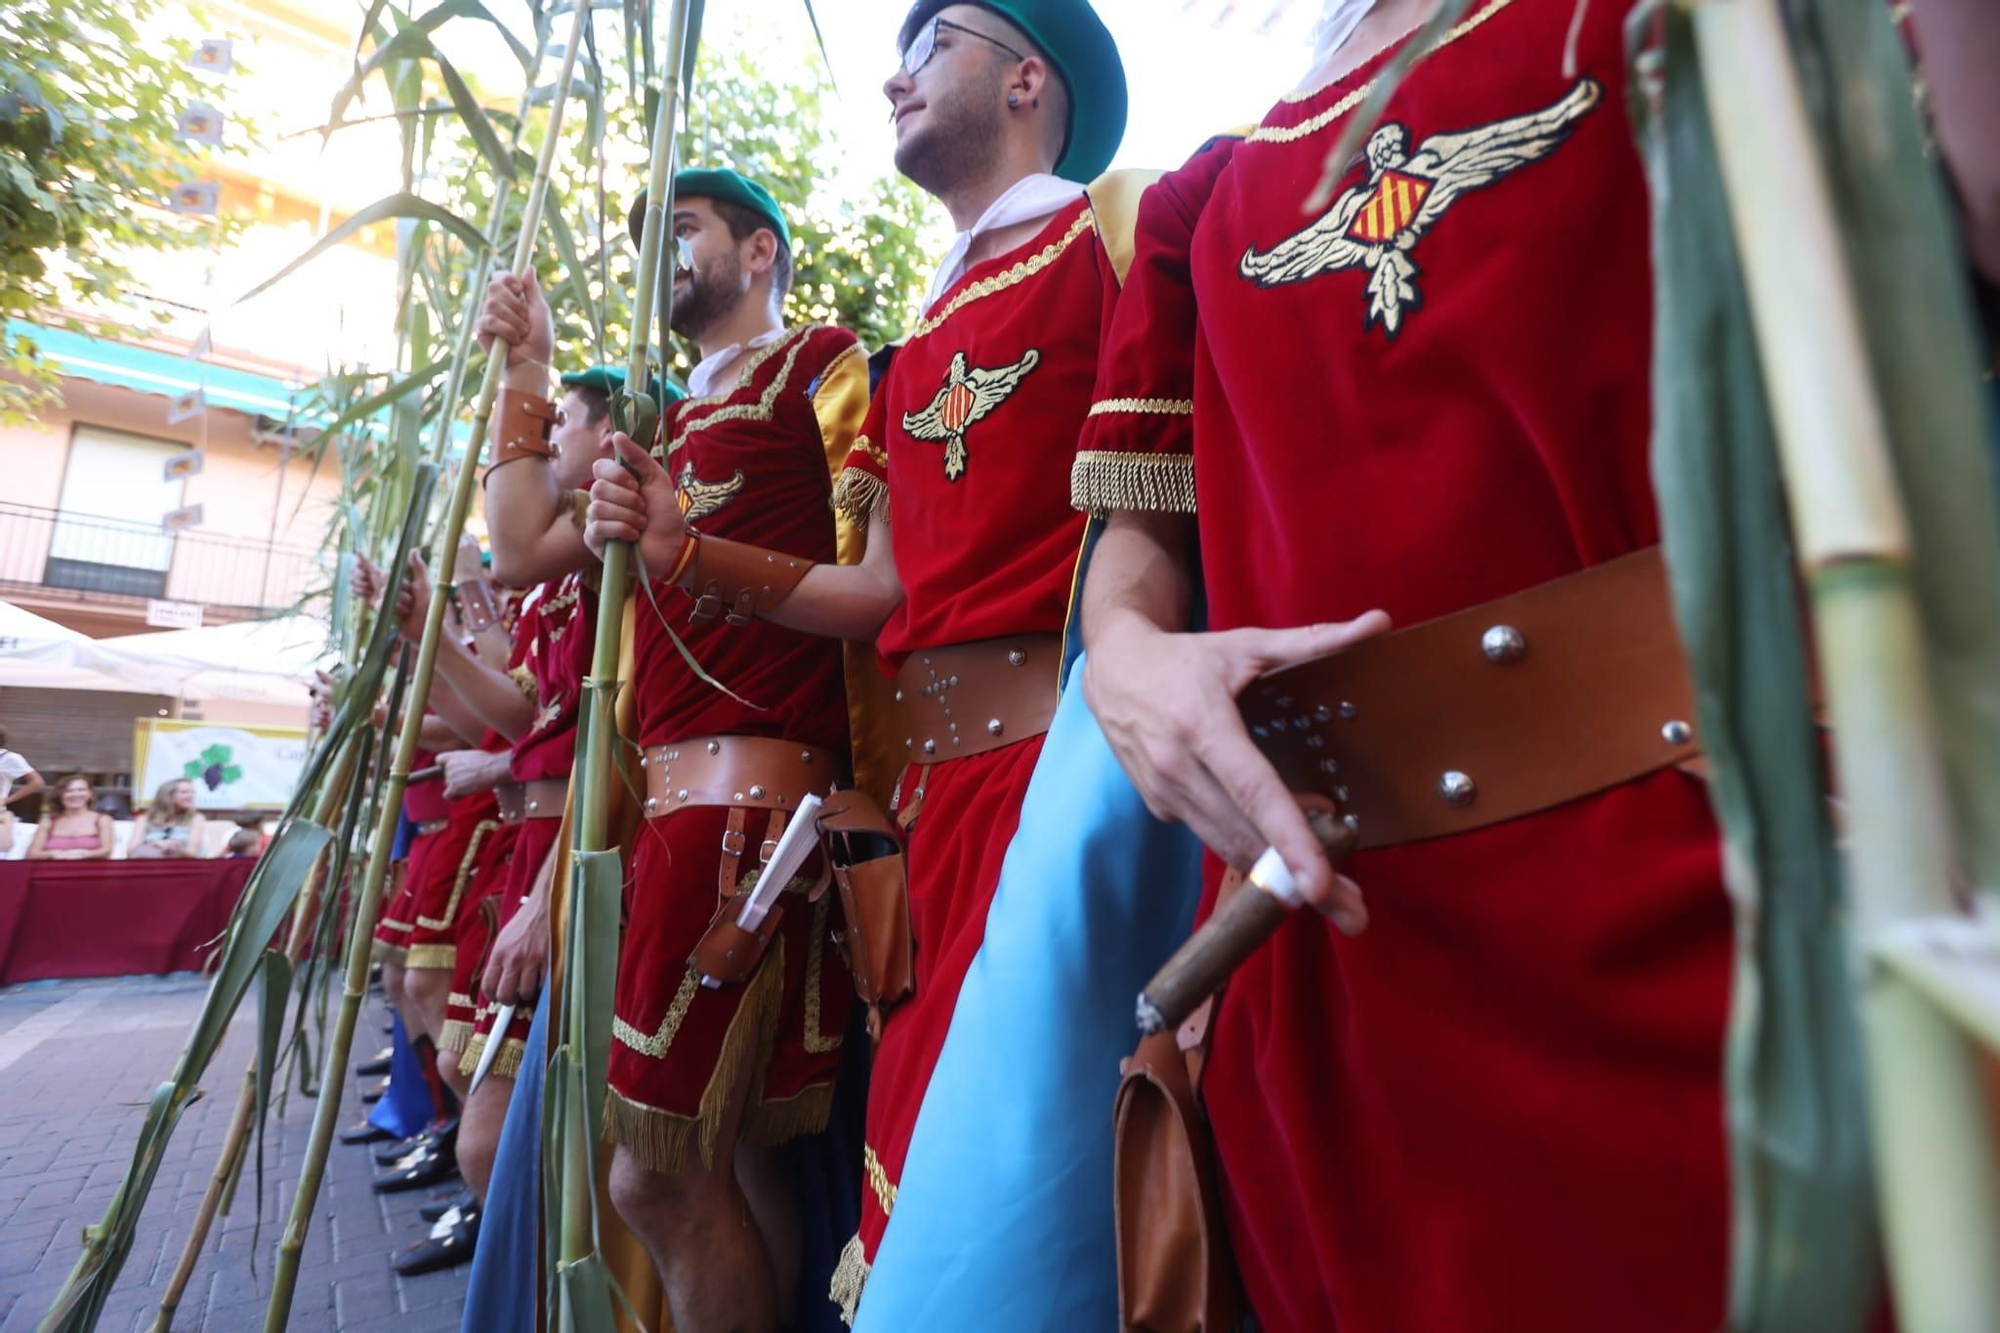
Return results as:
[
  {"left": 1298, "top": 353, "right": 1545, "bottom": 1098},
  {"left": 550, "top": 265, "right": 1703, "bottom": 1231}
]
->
[
  {"left": 374, "top": 1143, "right": 461, "bottom": 1193},
  {"left": 338, "top": 1119, "right": 394, "bottom": 1146},
  {"left": 420, "top": 1186, "right": 477, "bottom": 1222},
  {"left": 356, "top": 1048, "right": 393, "bottom": 1077},
  {"left": 391, "top": 1204, "right": 479, "bottom": 1275},
  {"left": 359, "top": 1078, "right": 388, "bottom": 1105},
  {"left": 374, "top": 1117, "right": 456, "bottom": 1164}
]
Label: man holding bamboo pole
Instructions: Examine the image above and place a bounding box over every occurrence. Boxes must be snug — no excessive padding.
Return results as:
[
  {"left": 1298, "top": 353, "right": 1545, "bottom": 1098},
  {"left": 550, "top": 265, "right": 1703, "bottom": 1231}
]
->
[
  {"left": 585, "top": 3, "right": 1155, "bottom": 1321},
  {"left": 490, "top": 168, "right": 866, "bottom": 1333}
]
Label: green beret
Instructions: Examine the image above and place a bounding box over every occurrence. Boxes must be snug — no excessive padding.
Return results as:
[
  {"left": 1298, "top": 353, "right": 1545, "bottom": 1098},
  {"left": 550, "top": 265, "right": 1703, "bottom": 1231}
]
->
[
  {"left": 898, "top": 0, "right": 1127, "bottom": 183},
  {"left": 626, "top": 168, "right": 792, "bottom": 251},
  {"left": 558, "top": 365, "right": 685, "bottom": 404}
]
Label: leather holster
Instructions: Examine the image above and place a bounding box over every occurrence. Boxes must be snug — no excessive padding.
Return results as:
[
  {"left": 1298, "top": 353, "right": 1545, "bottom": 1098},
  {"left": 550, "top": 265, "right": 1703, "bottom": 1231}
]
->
[{"left": 817, "top": 788, "right": 912, "bottom": 1034}]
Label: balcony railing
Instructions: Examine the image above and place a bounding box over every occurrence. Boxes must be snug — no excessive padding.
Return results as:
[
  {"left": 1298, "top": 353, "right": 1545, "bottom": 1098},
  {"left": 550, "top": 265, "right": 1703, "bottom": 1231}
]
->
[{"left": 0, "top": 502, "right": 321, "bottom": 615}]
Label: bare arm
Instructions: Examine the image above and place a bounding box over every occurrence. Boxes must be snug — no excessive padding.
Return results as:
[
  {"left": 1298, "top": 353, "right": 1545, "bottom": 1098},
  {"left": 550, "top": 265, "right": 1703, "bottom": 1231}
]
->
[
  {"left": 24, "top": 820, "right": 50, "bottom": 859},
  {"left": 478, "top": 272, "right": 596, "bottom": 585},
  {"left": 769, "top": 510, "right": 904, "bottom": 641},
  {"left": 5, "top": 769, "right": 45, "bottom": 807},
  {"left": 483, "top": 833, "right": 557, "bottom": 1006},
  {"left": 584, "top": 438, "right": 905, "bottom": 643},
  {"left": 1908, "top": 0, "right": 2000, "bottom": 278},
  {"left": 1080, "top": 509, "right": 1383, "bottom": 925}
]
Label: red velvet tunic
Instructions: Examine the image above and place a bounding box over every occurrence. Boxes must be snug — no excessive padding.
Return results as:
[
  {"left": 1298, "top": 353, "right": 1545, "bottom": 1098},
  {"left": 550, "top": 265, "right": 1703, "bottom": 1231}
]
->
[
  {"left": 508, "top": 571, "right": 592, "bottom": 783},
  {"left": 603, "top": 325, "right": 862, "bottom": 1173},
  {"left": 831, "top": 196, "right": 1126, "bottom": 1290},
  {"left": 1076, "top": 2, "right": 1731, "bottom": 1329}
]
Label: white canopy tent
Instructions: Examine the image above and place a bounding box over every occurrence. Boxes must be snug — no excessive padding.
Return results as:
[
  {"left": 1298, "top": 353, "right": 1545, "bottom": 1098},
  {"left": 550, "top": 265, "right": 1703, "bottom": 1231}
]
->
[
  {"left": 98, "top": 614, "right": 333, "bottom": 706},
  {"left": 0, "top": 600, "right": 187, "bottom": 695}
]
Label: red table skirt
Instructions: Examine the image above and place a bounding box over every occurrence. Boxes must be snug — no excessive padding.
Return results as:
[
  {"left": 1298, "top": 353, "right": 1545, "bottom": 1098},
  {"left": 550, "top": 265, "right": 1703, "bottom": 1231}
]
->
[{"left": 0, "top": 859, "right": 257, "bottom": 986}]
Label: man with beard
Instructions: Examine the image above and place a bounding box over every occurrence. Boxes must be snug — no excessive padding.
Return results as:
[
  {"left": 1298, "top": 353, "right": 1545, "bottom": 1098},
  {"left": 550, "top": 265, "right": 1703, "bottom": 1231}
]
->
[
  {"left": 485, "top": 168, "right": 865, "bottom": 1333},
  {"left": 581, "top": 5, "right": 1181, "bottom": 1324}
]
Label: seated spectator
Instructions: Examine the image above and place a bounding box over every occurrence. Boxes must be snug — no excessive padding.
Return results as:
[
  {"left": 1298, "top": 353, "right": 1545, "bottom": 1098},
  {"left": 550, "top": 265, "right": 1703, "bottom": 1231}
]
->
[
  {"left": 25, "top": 775, "right": 114, "bottom": 860},
  {"left": 225, "top": 822, "right": 263, "bottom": 858},
  {"left": 129, "top": 778, "right": 208, "bottom": 859},
  {"left": 0, "top": 727, "right": 44, "bottom": 811}
]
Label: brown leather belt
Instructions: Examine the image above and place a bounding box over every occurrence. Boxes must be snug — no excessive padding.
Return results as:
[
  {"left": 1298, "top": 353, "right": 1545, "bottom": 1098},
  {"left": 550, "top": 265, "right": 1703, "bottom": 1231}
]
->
[
  {"left": 414, "top": 818, "right": 449, "bottom": 838},
  {"left": 641, "top": 735, "right": 836, "bottom": 818},
  {"left": 891, "top": 633, "right": 1061, "bottom": 764},
  {"left": 1242, "top": 548, "right": 1700, "bottom": 849},
  {"left": 495, "top": 778, "right": 568, "bottom": 824}
]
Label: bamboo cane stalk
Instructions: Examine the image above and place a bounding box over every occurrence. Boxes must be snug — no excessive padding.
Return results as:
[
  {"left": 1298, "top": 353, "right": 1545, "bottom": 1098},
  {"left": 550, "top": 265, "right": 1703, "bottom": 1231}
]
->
[
  {"left": 149, "top": 737, "right": 360, "bottom": 1333},
  {"left": 1693, "top": 3, "right": 2000, "bottom": 1327},
  {"left": 259, "top": 7, "right": 595, "bottom": 1328},
  {"left": 556, "top": 0, "right": 696, "bottom": 1286}
]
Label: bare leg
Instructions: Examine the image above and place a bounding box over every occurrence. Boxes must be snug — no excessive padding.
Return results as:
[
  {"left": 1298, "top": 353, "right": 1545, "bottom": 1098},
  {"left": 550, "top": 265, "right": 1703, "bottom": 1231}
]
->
[
  {"left": 381, "top": 959, "right": 409, "bottom": 1024},
  {"left": 607, "top": 1053, "right": 791, "bottom": 1333},
  {"left": 435, "top": 1041, "right": 472, "bottom": 1103},
  {"left": 457, "top": 1071, "right": 513, "bottom": 1198},
  {"left": 735, "top": 1142, "right": 800, "bottom": 1324},
  {"left": 402, "top": 965, "right": 452, "bottom": 1046}
]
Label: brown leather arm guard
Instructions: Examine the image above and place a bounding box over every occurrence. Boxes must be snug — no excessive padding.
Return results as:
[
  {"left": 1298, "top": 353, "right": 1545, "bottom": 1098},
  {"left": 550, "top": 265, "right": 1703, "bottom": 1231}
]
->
[
  {"left": 680, "top": 533, "right": 816, "bottom": 627},
  {"left": 487, "top": 389, "right": 559, "bottom": 473}
]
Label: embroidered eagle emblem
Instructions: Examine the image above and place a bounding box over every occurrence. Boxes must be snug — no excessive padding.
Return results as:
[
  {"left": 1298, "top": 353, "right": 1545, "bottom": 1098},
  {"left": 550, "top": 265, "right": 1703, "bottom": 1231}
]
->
[
  {"left": 901, "top": 348, "right": 1041, "bottom": 481},
  {"left": 676, "top": 462, "right": 746, "bottom": 521},
  {"left": 1240, "top": 79, "right": 1602, "bottom": 337}
]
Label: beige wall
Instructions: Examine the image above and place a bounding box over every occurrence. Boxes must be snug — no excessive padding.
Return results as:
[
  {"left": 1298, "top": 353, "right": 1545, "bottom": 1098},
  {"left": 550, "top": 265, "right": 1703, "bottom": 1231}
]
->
[{"left": 1, "top": 377, "right": 339, "bottom": 631}]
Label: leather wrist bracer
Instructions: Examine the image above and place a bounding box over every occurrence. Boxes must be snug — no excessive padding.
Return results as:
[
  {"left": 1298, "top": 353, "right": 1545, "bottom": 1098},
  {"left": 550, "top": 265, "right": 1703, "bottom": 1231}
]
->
[
  {"left": 679, "top": 533, "right": 815, "bottom": 626},
  {"left": 488, "top": 389, "right": 559, "bottom": 472}
]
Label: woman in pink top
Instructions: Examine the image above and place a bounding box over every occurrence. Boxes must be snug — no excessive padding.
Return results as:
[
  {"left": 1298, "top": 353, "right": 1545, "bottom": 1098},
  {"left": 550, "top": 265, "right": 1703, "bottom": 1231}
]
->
[{"left": 25, "top": 775, "right": 114, "bottom": 860}]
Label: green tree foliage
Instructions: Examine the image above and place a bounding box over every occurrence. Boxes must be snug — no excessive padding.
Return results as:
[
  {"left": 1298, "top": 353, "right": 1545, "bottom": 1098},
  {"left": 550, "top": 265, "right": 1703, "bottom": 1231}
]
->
[{"left": 0, "top": 0, "right": 240, "bottom": 424}]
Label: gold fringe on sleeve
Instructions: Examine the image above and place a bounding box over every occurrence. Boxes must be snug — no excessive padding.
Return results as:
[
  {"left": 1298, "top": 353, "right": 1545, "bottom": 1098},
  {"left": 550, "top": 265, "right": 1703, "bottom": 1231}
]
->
[
  {"left": 1069, "top": 450, "right": 1198, "bottom": 516},
  {"left": 831, "top": 467, "right": 891, "bottom": 527},
  {"left": 829, "top": 1233, "right": 869, "bottom": 1326}
]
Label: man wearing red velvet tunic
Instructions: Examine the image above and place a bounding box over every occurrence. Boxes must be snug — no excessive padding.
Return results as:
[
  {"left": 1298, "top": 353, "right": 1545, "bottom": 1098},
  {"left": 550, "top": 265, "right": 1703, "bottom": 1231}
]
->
[
  {"left": 1073, "top": 1, "right": 1735, "bottom": 1328},
  {"left": 488, "top": 167, "right": 865, "bottom": 1333},
  {"left": 583, "top": 4, "right": 1146, "bottom": 1321}
]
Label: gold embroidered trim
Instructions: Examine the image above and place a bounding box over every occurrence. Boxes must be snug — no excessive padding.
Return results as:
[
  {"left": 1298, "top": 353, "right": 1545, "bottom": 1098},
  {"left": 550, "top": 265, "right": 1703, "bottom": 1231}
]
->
[
  {"left": 906, "top": 210, "right": 1096, "bottom": 343},
  {"left": 1087, "top": 396, "right": 1193, "bottom": 418},
  {"left": 370, "top": 940, "right": 407, "bottom": 965},
  {"left": 848, "top": 433, "right": 887, "bottom": 468},
  {"left": 1070, "top": 451, "right": 1198, "bottom": 516},
  {"left": 830, "top": 1233, "right": 868, "bottom": 1326},
  {"left": 831, "top": 468, "right": 890, "bottom": 527},
  {"left": 663, "top": 325, "right": 820, "bottom": 457},
  {"left": 416, "top": 819, "right": 500, "bottom": 930},
  {"left": 377, "top": 916, "right": 415, "bottom": 933},
  {"left": 1257, "top": 0, "right": 1519, "bottom": 138},
  {"left": 602, "top": 935, "right": 788, "bottom": 1172},
  {"left": 864, "top": 1142, "right": 898, "bottom": 1218},
  {"left": 802, "top": 895, "right": 842, "bottom": 1055},
  {"left": 613, "top": 963, "right": 702, "bottom": 1059},
  {"left": 405, "top": 942, "right": 457, "bottom": 970},
  {"left": 508, "top": 665, "right": 539, "bottom": 702}
]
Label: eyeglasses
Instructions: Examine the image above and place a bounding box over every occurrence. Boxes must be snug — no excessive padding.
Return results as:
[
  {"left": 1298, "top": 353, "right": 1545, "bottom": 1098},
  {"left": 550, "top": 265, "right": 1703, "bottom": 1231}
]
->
[{"left": 901, "top": 15, "right": 1027, "bottom": 78}]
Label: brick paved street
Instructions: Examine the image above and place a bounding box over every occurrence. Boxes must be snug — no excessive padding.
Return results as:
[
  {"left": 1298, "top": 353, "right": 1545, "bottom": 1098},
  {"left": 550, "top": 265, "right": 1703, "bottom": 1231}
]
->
[{"left": 0, "top": 977, "right": 470, "bottom": 1332}]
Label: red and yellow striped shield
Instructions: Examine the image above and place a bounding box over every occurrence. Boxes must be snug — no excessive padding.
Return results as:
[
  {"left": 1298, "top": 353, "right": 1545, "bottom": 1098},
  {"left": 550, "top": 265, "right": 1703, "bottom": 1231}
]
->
[{"left": 1346, "top": 170, "right": 1432, "bottom": 245}]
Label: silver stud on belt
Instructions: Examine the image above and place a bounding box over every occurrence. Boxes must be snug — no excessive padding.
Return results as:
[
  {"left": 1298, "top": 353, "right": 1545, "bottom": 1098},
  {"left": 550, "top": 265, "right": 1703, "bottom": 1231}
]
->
[
  {"left": 1438, "top": 770, "right": 1477, "bottom": 808},
  {"left": 1481, "top": 624, "right": 1527, "bottom": 664},
  {"left": 1662, "top": 719, "right": 1693, "bottom": 746}
]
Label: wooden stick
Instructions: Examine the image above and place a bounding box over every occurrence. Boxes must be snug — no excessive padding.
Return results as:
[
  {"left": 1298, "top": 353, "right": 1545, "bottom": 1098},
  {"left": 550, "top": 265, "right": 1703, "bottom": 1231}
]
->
[{"left": 260, "top": 4, "right": 595, "bottom": 1325}]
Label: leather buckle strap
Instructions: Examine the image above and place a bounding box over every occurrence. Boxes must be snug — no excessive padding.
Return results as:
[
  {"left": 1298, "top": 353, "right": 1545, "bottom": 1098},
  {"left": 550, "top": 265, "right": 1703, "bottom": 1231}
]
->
[
  {"left": 681, "top": 535, "right": 815, "bottom": 627},
  {"left": 640, "top": 734, "right": 835, "bottom": 818},
  {"left": 1242, "top": 547, "right": 1699, "bottom": 849},
  {"left": 496, "top": 778, "right": 569, "bottom": 824},
  {"left": 890, "top": 633, "right": 1061, "bottom": 764},
  {"left": 488, "top": 390, "right": 559, "bottom": 473}
]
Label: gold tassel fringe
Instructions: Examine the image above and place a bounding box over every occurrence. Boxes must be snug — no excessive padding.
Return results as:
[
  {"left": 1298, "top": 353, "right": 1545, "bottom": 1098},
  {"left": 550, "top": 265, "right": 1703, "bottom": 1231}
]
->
[
  {"left": 602, "top": 935, "right": 788, "bottom": 1174},
  {"left": 832, "top": 468, "right": 890, "bottom": 526},
  {"left": 1069, "top": 449, "right": 1198, "bottom": 516},
  {"left": 438, "top": 1018, "right": 474, "bottom": 1055},
  {"left": 458, "top": 1032, "right": 487, "bottom": 1080},
  {"left": 741, "top": 1082, "right": 834, "bottom": 1148},
  {"left": 829, "top": 1233, "right": 869, "bottom": 1326}
]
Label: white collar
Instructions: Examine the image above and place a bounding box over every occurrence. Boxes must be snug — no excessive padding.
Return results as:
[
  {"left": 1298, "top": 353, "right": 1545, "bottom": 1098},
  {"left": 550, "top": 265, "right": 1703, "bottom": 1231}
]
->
[
  {"left": 1296, "top": 0, "right": 1380, "bottom": 92},
  {"left": 687, "top": 328, "right": 787, "bottom": 399},
  {"left": 924, "top": 173, "right": 1085, "bottom": 308}
]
